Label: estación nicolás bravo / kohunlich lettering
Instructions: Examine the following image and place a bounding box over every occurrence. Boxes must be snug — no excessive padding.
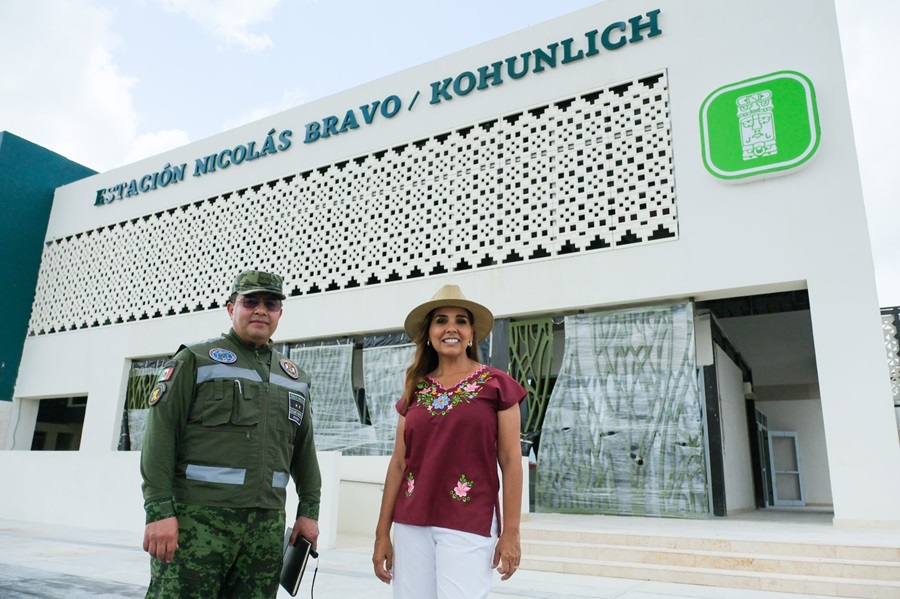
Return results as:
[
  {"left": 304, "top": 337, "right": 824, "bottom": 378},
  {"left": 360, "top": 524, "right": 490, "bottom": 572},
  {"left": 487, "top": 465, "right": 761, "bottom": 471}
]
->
[
  {"left": 93, "top": 128, "right": 292, "bottom": 206},
  {"left": 429, "top": 9, "right": 662, "bottom": 105},
  {"left": 93, "top": 9, "right": 661, "bottom": 203},
  {"left": 94, "top": 163, "right": 187, "bottom": 206},
  {"left": 300, "top": 9, "right": 662, "bottom": 146},
  {"left": 303, "top": 95, "right": 404, "bottom": 144},
  {"left": 192, "top": 128, "right": 292, "bottom": 177}
]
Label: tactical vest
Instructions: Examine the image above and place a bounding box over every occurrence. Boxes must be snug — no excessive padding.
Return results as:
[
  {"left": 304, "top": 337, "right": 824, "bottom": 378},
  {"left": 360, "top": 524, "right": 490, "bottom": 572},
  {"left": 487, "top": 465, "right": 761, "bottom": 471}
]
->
[{"left": 171, "top": 333, "right": 313, "bottom": 510}]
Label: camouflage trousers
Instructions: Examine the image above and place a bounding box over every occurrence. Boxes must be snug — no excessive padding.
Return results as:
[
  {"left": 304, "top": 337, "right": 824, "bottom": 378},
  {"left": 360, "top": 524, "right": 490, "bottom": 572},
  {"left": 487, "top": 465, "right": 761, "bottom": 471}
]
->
[{"left": 146, "top": 504, "right": 285, "bottom": 599}]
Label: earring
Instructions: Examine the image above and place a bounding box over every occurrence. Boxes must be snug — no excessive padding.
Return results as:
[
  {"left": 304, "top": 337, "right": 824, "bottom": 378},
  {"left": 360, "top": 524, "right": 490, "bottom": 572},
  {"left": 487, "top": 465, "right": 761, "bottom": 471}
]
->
[
  {"left": 426, "top": 340, "right": 431, "bottom": 346},
  {"left": 468, "top": 341, "right": 473, "bottom": 347}
]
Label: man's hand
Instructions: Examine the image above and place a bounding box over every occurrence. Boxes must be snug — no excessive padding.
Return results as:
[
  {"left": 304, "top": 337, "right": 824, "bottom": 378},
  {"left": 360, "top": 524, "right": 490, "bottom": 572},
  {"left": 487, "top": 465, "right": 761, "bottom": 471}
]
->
[
  {"left": 143, "top": 516, "right": 179, "bottom": 562},
  {"left": 290, "top": 516, "right": 320, "bottom": 550}
]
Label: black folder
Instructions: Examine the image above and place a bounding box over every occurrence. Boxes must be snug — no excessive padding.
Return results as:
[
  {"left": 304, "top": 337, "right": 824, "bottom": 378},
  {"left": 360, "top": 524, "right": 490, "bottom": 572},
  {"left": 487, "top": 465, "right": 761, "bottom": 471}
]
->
[{"left": 280, "top": 527, "right": 316, "bottom": 596}]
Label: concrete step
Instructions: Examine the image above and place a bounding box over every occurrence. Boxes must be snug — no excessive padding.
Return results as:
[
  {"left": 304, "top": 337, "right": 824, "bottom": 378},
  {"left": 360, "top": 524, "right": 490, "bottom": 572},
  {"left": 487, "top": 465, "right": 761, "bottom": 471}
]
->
[
  {"left": 523, "top": 528, "right": 900, "bottom": 562},
  {"left": 522, "top": 538, "right": 900, "bottom": 581},
  {"left": 520, "top": 515, "right": 900, "bottom": 599},
  {"left": 521, "top": 554, "right": 900, "bottom": 599}
]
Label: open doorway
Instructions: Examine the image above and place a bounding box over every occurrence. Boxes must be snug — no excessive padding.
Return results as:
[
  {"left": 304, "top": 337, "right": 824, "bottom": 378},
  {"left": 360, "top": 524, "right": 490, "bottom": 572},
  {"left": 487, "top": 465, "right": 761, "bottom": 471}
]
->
[
  {"left": 697, "top": 290, "right": 830, "bottom": 513},
  {"left": 30, "top": 396, "right": 86, "bottom": 450}
]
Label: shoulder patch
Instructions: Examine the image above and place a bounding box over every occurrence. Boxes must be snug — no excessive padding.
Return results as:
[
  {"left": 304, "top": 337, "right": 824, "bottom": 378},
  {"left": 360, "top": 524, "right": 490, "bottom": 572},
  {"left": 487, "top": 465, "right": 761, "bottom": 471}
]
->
[
  {"left": 156, "top": 359, "right": 178, "bottom": 382},
  {"left": 154, "top": 358, "right": 184, "bottom": 389},
  {"left": 148, "top": 382, "right": 168, "bottom": 406},
  {"left": 209, "top": 348, "right": 238, "bottom": 364},
  {"left": 280, "top": 358, "right": 300, "bottom": 379},
  {"left": 157, "top": 366, "right": 174, "bottom": 382}
]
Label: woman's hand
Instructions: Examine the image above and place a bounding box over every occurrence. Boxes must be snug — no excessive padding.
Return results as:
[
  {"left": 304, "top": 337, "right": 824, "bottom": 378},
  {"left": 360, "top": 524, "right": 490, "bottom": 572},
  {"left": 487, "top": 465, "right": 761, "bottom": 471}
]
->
[
  {"left": 373, "top": 416, "right": 405, "bottom": 584},
  {"left": 492, "top": 529, "right": 521, "bottom": 580},
  {"left": 495, "top": 402, "right": 523, "bottom": 580},
  {"left": 372, "top": 535, "right": 394, "bottom": 583}
]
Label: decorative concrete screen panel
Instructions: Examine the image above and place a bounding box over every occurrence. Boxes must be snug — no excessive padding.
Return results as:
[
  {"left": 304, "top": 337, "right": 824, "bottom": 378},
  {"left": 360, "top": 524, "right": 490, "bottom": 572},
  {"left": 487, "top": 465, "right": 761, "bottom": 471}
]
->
[
  {"left": 361, "top": 343, "right": 416, "bottom": 456},
  {"left": 28, "top": 71, "right": 676, "bottom": 336},
  {"left": 289, "top": 343, "right": 376, "bottom": 455},
  {"left": 536, "top": 303, "right": 708, "bottom": 516},
  {"left": 882, "top": 309, "right": 900, "bottom": 403}
]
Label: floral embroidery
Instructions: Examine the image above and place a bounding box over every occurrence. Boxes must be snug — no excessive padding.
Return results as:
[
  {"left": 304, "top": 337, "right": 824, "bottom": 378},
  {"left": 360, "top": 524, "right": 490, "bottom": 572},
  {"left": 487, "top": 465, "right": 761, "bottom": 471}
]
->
[
  {"left": 416, "top": 368, "right": 492, "bottom": 417},
  {"left": 451, "top": 475, "right": 473, "bottom": 502},
  {"left": 405, "top": 472, "right": 415, "bottom": 497}
]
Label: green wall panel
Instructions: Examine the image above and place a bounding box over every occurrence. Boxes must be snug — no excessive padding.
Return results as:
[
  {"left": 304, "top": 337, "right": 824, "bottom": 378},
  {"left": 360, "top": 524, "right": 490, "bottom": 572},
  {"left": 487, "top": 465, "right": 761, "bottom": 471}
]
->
[{"left": 0, "top": 131, "right": 95, "bottom": 401}]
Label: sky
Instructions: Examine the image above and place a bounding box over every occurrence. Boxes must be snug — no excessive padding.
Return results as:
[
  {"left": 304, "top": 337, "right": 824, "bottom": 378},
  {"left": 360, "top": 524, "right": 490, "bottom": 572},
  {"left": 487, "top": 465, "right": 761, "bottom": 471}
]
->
[{"left": 1, "top": 0, "right": 898, "bottom": 307}]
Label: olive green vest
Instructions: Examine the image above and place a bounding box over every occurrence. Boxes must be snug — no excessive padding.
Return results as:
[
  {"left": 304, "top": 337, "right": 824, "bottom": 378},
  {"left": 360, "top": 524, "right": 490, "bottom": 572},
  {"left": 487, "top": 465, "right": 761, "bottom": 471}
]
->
[{"left": 142, "top": 329, "right": 320, "bottom": 514}]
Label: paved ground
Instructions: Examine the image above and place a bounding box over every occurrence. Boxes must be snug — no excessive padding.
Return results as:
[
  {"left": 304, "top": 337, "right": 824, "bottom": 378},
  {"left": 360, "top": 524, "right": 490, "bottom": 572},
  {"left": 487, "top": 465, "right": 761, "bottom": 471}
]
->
[{"left": 0, "top": 518, "right": 842, "bottom": 599}]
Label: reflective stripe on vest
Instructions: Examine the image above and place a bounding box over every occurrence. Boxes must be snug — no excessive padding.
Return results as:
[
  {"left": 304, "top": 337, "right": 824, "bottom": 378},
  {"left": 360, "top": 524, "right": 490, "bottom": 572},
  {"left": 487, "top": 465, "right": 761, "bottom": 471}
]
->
[
  {"left": 272, "top": 471, "right": 290, "bottom": 488},
  {"left": 196, "top": 364, "right": 263, "bottom": 385},
  {"left": 271, "top": 375, "right": 309, "bottom": 395},
  {"left": 185, "top": 464, "right": 247, "bottom": 485}
]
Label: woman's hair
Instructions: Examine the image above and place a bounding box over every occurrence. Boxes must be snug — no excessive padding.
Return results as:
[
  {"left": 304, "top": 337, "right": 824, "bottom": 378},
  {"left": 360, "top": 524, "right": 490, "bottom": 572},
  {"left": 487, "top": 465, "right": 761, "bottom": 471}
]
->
[{"left": 400, "top": 307, "right": 481, "bottom": 413}]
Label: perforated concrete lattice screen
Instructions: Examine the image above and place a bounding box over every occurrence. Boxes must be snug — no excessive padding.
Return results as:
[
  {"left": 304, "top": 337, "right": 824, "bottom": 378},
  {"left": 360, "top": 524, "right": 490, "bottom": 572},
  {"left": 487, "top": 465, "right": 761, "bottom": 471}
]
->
[
  {"left": 882, "top": 310, "right": 900, "bottom": 402},
  {"left": 29, "top": 71, "right": 676, "bottom": 336}
]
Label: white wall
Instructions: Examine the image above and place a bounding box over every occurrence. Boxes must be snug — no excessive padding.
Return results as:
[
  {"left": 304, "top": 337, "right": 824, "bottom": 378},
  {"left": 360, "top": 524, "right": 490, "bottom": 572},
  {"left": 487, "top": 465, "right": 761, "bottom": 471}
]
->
[
  {"left": 0, "top": 452, "right": 146, "bottom": 530},
  {"left": 0, "top": 448, "right": 338, "bottom": 548},
  {"left": 715, "top": 346, "right": 756, "bottom": 514},
  {"left": 0, "top": 401, "right": 11, "bottom": 447},
  {"left": 8, "top": 0, "right": 900, "bottom": 527},
  {"left": 757, "top": 399, "right": 834, "bottom": 508},
  {"left": 339, "top": 456, "right": 392, "bottom": 537}
]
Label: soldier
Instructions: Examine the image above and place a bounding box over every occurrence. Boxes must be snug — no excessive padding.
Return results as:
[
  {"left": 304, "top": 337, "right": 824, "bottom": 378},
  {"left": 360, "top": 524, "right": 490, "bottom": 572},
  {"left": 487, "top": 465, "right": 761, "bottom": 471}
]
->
[{"left": 140, "top": 269, "right": 321, "bottom": 598}]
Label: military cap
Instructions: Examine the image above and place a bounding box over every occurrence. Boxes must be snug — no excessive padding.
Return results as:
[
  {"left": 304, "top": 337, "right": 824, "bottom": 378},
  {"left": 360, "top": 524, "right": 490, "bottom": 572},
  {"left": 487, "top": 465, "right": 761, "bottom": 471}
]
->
[{"left": 231, "top": 270, "right": 286, "bottom": 299}]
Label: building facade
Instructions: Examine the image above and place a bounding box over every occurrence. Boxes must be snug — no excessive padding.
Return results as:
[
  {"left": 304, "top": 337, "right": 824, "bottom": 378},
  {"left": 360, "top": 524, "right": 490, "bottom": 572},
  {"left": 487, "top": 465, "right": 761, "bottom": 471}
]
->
[{"left": 2, "top": 0, "right": 899, "bottom": 543}]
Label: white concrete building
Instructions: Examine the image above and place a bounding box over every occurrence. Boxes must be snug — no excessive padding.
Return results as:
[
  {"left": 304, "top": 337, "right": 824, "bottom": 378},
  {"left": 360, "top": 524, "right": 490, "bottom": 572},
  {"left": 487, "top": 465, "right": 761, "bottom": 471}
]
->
[{"left": 2, "top": 0, "right": 898, "bottom": 547}]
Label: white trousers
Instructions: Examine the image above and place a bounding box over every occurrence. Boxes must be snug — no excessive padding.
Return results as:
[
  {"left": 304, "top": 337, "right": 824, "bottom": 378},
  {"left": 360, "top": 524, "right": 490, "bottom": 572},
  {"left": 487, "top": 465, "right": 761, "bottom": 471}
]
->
[{"left": 392, "top": 513, "right": 498, "bottom": 599}]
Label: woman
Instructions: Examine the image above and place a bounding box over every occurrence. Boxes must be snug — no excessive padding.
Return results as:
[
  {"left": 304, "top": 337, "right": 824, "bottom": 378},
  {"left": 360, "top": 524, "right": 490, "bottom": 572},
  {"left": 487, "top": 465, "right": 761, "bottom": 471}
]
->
[{"left": 373, "top": 284, "right": 526, "bottom": 598}]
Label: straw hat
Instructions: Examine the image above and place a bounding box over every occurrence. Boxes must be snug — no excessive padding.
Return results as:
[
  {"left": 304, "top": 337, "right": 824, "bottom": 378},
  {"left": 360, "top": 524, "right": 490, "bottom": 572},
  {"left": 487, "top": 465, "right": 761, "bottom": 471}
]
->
[{"left": 404, "top": 285, "right": 494, "bottom": 343}]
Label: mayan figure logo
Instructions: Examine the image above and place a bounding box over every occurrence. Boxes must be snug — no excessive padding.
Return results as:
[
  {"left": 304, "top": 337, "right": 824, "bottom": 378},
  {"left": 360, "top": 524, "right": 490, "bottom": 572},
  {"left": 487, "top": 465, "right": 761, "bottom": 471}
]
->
[
  {"left": 700, "top": 71, "right": 820, "bottom": 182},
  {"left": 737, "top": 90, "right": 776, "bottom": 160}
]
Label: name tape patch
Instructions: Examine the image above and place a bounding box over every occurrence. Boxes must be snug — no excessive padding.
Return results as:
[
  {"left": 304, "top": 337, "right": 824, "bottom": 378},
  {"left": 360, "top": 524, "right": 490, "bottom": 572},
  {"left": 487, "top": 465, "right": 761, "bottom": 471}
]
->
[{"left": 288, "top": 391, "right": 306, "bottom": 426}]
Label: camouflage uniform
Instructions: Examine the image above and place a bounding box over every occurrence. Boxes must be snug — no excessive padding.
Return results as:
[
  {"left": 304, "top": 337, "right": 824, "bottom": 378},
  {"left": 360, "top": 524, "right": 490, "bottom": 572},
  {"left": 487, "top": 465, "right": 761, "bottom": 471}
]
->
[
  {"left": 146, "top": 505, "right": 284, "bottom": 599},
  {"left": 140, "top": 271, "right": 320, "bottom": 598}
]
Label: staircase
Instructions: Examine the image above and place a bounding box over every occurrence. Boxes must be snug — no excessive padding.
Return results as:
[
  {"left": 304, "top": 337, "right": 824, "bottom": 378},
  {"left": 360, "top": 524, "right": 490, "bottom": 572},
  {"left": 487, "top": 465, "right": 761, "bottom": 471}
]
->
[{"left": 520, "top": 512, "right": 900, "bottom": 598}]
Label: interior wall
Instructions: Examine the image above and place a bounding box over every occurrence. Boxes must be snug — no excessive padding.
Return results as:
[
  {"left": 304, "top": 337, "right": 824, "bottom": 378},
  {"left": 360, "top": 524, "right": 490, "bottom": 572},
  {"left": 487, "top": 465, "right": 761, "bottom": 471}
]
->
[
  {"left": 756, "top": 399, "right": 833, "bottom": 507},
  {"left": 715, "top": 346, "right": 756, "bottom": 514}
]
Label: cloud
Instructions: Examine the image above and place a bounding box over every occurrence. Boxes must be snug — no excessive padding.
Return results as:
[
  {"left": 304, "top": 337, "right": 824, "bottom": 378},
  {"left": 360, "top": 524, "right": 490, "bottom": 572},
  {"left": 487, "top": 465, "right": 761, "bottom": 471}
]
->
[
  {"left": 0, "top": 0, "right": 138, "bottom": 171},
  {"left": 153, "top": 0, "right": 283, "bottom": 52},
  {"left": 123, "top": 130, "right": 193, "bottom": 165},
  {"left": 0, "top": 0, "right": 193, "bottom": 172},
  {"left": 222, "top": 88, "right": 311, "bottom": 131}
]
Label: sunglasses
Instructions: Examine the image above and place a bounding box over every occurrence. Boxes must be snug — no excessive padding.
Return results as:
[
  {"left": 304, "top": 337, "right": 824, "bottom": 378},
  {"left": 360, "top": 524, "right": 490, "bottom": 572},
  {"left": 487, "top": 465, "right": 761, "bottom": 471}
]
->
[{"left": 238, "top": 296, "right": 282, "bottom": 311}]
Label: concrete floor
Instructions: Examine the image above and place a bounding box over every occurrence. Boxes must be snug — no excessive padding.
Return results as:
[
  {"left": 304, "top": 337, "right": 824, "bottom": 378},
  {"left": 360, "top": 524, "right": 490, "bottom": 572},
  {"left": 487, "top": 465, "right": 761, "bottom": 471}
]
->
[{"left": 0, "top": 513, "right": 868, "bottom": 599}]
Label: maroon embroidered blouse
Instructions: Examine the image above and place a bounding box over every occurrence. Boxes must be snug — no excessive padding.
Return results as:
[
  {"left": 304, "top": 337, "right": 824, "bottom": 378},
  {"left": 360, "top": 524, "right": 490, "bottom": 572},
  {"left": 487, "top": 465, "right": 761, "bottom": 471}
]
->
[{"left": 392, "top": 365, "right": 526, "bottom": 537}]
